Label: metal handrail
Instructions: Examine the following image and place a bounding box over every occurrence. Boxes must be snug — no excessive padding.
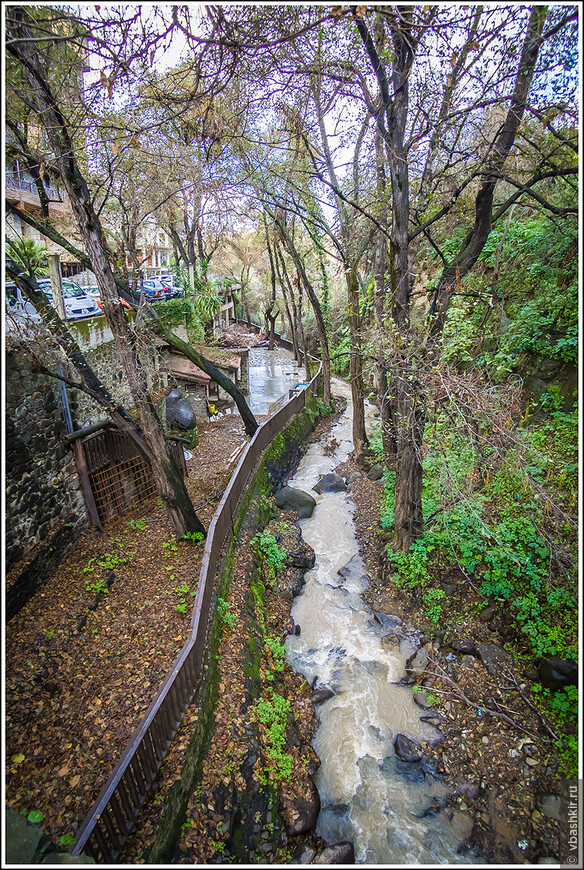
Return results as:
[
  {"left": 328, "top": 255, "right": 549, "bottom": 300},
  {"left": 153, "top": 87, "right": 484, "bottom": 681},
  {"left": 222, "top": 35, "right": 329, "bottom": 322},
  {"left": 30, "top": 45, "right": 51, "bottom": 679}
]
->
[
  {"left": 5, "top": 172, "right": 64, "bottom": 202},
  {"left": 71, "top": 336, "right": 322, "bottom": 861}
]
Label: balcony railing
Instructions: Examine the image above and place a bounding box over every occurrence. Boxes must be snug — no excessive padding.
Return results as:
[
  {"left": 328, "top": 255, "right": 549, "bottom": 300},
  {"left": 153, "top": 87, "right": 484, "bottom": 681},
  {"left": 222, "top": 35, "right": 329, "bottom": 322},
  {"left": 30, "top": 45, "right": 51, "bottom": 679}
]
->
[{"left": 5, "top": 172, "right": 64, "bottom": 203}]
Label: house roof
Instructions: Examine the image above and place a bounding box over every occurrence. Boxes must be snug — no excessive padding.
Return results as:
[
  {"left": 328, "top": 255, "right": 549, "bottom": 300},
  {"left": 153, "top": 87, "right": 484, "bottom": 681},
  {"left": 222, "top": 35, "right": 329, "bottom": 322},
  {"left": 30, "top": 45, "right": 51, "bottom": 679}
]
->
[{"left": 165, "top": 353, "right": 210, "bottom": 384}]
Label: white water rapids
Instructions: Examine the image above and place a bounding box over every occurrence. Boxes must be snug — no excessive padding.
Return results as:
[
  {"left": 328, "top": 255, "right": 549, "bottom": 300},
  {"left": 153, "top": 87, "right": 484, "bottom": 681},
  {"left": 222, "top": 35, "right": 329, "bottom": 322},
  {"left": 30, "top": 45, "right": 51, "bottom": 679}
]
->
[{"left": 285, "top": 378, "right": 478, "bottom": 864}]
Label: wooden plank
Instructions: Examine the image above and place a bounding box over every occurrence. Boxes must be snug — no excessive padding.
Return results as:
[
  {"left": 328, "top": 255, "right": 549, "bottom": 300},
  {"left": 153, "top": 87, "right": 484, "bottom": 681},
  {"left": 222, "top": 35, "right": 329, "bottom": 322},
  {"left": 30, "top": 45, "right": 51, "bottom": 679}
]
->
[{"left": 72, "top": 440, "right": 102, "bottom": 529}]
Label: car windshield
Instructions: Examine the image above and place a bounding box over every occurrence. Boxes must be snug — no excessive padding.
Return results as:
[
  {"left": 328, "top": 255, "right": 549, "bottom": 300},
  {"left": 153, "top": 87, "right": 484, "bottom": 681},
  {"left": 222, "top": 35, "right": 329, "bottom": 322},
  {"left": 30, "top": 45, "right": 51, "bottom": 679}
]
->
[{"left": 62, "top": 283, "right": 85, "bottom": 298}]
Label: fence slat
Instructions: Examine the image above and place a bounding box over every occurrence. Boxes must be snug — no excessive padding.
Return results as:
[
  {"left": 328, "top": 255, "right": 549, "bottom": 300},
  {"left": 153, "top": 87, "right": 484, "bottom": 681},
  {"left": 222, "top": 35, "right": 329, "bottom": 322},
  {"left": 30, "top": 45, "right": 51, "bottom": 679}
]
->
[{"left": 72, "top": 338, "right": 322, "bottom": 860}]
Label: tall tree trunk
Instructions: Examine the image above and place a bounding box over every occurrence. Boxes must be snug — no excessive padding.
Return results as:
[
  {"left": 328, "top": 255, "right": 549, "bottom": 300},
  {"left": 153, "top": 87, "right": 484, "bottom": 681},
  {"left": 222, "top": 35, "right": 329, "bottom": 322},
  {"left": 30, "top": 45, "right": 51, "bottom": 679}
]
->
[
  {"left": 429, "top": 5, "right": 547, "bottom": 335},
  {"left": 392, "top": 375, "right": 424, "bottom": 550},
  {"left": 346, "top": 265, "right": 369, "bottom": 455},
  {"left": 276, "top": 220, "right": 331, "bottom": 404},
  {"left": 263, "top": 216, "right": 279, "bottom": 350},
  {"left": 8, "top": 15, "right": 205, "bottom": 538},
  {"left": 273, "top": 243, "right": 300, "bottom": 361},
  {"left": 373, "top": 129, "right": 397, "bottom": 465},
  {"left": 356, "top": 8, "right": 420, "bottom": 550},
  {"left": 296, "top": 280, "right": 312, "bottom": 382}
]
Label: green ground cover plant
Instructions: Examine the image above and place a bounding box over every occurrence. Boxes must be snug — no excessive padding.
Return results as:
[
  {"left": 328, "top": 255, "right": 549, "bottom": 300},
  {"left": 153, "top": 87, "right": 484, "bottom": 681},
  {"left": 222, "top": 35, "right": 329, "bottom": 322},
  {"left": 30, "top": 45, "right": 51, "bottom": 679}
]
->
[{"left": 251, "top": 530, "right": 287, "bottom": 581}]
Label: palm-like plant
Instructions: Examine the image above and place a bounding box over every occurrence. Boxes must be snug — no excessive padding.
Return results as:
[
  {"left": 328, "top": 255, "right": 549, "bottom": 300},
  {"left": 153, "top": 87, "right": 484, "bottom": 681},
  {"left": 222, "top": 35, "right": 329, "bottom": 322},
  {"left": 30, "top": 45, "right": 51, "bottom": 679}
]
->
[{"left": 6, "top": 236, "right": 49, "bottom": 278}]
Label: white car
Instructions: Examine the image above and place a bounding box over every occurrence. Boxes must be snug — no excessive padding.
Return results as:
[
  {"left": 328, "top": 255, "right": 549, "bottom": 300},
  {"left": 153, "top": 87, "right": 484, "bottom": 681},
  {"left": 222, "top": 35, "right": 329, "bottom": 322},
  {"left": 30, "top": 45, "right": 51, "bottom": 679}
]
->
[
  {"left": 6, "top": 278, "right": 101, "bottom": 321},
  {"left": 37, "top": 279, "right": 101, "bottom": 320}
]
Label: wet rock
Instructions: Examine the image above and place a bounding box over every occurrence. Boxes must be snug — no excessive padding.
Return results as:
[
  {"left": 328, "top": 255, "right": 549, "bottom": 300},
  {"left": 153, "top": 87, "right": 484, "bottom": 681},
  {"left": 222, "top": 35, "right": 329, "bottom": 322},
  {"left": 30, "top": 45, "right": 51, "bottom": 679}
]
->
[
  {"left": 286, "top": 545, "right": 316, "bottom": 570},
  {"left": 338, "top": 554, "right": 368, "bottom": 585},
  {"left": 240, "top": 752, "right": 258, "bottom": 781},
  {"left": 420, "top": 714, "right": 442, "bottom": 727},
  {"left": 369, "top": 724, "right": 384, "bottom": 741},
  {"left": 478, "top": 606, "right": 495, "bottom": 623},
  {"left": 399, "top": 636, "right": 417, "bottom": 658},
  {"left": 272, "top": 569, "right": 306, "bottom": 600},
  {"left": 275, "top": 487, "right": 316, "bottom": 519},
  {"left": 281, "top": 776, "right": 320, "bottom": 835},
  {"left": 311, "top": 687, "right": 335, "bottom": 705},
  {"left": 381, "top": 755, "right": 425, "bottom": 783},
  {"left": 523, "top": 666, "right": 539, "bottom": 681},
  {"left": 451, "top": 638, "right": 477, "bottom": 655},
  {"left": 314, "top": 473, "right": 346, "bottom": 494},
  {"left": 300, "top": 745, "right": 321, "bottom": 776},
  {"left": 405, "top": 647, "right": 429, "bottom": 677},
  {"left": 366, "top": 464, "right": 383, "bottom": 481},
  {"left": 381, "top": 632, "right": 401, "bottom": 649},
  {"left": 5, "top": 808, "right": 45, "bottom": 864},
  {"left": 536, "top": 792, "right": 563, "bottom": 822},
  {"left": 374, "top": 612, "right": 402, "bottom": 630},
  {"left": 313, "top": 842, "right": 355, "bottom": 864},
  {"left": 538, "top": 658, "right": 577, "bottom": 690},
  {"left": 292, "top": 844, "right": 316, "bottom": 864},
  {"left": 413, "top": 689, "right": 434, "bottom": 710},
  {"left": 476, "top": 643, "right": 513, "bottom": 676},
  {"left": 394, "top": 733, "right": 423, "bottom": 762},
  {"left": 415, "top": 802, "right": 443, "bottom": 819},
  {"left": 421, "top": 757, "right": 440, "bottom": 780}
]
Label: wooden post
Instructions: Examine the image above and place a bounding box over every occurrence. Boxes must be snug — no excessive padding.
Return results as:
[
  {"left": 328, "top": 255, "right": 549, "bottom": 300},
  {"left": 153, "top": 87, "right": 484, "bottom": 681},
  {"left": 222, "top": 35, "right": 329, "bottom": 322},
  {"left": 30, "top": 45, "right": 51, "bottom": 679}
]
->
[
  {"left": 48, "top": 253, "right": 65, "bottom": 319},
  {"left": 72, "top": 439, "right": 102, "bottom": 528}
]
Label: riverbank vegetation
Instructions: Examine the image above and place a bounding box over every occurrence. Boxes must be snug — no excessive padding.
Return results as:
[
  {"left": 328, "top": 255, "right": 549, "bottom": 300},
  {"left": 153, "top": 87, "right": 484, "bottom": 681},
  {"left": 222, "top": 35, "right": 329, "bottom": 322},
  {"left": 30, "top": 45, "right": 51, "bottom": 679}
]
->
[{"left": 5, "top": 2, "right": 578, "bottom": 862}]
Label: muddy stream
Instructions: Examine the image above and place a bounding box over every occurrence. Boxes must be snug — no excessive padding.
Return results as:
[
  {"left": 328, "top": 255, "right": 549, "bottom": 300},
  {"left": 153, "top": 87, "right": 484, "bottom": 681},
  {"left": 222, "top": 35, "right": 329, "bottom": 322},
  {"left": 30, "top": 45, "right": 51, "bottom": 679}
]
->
[{"left": 284, "top": 378, "right": 479, "bottom": 864}]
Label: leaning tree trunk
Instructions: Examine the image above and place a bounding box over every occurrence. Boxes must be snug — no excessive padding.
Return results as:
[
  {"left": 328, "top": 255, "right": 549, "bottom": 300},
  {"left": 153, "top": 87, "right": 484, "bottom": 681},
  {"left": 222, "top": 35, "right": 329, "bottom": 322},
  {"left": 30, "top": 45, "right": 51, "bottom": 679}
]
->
[{"left": 153, "top": 321, "right": 259, "bottom": 437}]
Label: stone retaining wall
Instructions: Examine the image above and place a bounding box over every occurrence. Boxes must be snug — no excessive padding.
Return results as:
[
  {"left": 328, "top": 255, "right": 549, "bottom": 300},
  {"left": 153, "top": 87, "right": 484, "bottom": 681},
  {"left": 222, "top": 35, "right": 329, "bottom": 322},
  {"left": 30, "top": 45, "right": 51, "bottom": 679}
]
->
[
  {"left": 70, "top": 339, "right": 166, "bottom": 429},
  {"left": 5, "top": 351, "right": 88, "bottom": 586}
]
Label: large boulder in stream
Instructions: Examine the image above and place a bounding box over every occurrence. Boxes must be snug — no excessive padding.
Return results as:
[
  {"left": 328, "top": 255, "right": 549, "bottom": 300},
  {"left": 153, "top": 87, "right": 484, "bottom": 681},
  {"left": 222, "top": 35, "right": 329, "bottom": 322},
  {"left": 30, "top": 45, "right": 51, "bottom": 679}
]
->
[
  {"left": 314, "top": 473, "right": 346, "bottom": 494},
  {"left": 280, "top": 775, "right": 320, "bottom": 835},
  {"left": 394, "top": 733, "right": 424, "bottom": 762},
  {"left": 275, "top": 486, "right": 316, "bottom": 518},
  {"left": 313, "top": 842, "right": 355, "bottom": 864}
]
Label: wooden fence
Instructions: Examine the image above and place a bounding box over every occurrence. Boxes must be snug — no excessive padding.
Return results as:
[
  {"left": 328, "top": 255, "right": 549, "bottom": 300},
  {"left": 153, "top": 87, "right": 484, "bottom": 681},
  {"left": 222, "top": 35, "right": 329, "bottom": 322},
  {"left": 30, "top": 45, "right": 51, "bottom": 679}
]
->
[{"left": 71, "top": 341, "right": 322, "bottom": 862}]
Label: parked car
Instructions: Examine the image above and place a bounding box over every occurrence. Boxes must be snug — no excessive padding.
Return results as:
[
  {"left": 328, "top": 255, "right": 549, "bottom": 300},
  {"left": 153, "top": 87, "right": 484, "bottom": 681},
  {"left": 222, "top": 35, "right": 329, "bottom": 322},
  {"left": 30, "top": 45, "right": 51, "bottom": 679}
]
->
[
  {"left": 158, "top": 275, "right": 183, "bottom": 298},
  {"left": 130, "top": 280, "right": 166, "bottom": 302},
  {"left": 5, "top": 281, "right": 41, "bottom": 326},
  {"left": 84, "top": 285, "right": 133, "bottom": 312},
  {"left": 6, "top": 278, "right": 101, "bottom": 321},
  {"left": 141, "top": 277, "right": 180, "bottom": 301}
]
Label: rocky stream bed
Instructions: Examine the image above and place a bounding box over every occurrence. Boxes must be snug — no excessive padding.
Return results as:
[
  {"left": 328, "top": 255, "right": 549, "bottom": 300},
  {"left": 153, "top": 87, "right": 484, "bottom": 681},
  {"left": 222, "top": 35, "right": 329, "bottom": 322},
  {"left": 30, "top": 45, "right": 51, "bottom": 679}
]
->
[{"left": 6, "top": 386, "right": 575, "bottom": 865}]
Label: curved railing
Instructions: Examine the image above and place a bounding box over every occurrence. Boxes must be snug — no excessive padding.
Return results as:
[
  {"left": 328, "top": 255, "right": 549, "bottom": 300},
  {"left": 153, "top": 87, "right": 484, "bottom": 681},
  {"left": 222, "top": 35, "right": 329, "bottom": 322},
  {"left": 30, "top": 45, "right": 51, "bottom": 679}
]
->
[{"left": 72, "top": 335, "right": 322, "bottom": 861}]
